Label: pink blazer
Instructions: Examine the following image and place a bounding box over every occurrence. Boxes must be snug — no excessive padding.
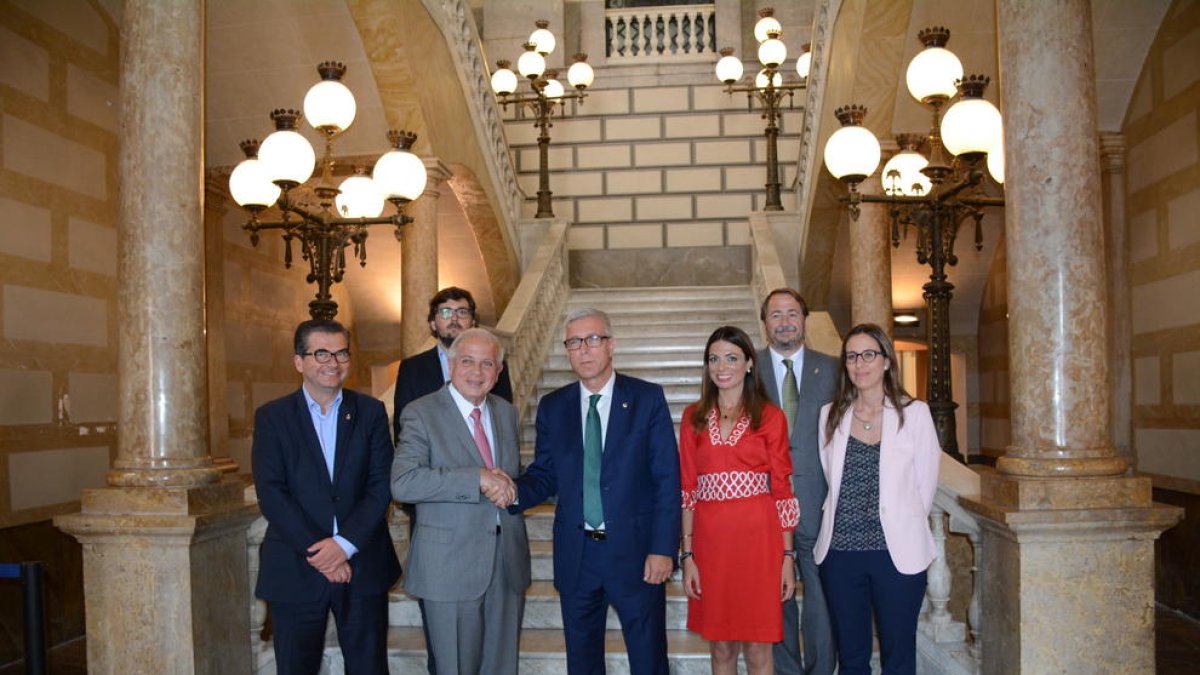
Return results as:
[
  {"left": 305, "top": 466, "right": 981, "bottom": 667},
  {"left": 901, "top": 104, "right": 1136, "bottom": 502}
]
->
[{"left": 813, "top": 399, "right": 941, "bottom": 575}]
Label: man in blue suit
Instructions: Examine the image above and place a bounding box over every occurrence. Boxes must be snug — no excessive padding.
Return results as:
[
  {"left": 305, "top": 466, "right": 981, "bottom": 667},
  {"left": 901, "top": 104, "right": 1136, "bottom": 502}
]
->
[
  {"left": 513, "top": 307, "right": 681, "bottom": 675},
  {"left": 253, "top": 319, "right": 400, "bottom": 675}
]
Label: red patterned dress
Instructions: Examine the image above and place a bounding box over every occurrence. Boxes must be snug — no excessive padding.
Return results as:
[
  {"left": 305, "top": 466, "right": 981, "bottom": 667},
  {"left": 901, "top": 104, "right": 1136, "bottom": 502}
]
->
[{"left": 680, "top": 402, "right": 799, "bottom": 642}]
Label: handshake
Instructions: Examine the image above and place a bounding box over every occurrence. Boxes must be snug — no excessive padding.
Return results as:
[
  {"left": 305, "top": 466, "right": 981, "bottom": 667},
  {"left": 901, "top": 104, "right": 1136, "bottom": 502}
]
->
[{"left": 480, "top": 468, "right": 517, "bottom": 508}]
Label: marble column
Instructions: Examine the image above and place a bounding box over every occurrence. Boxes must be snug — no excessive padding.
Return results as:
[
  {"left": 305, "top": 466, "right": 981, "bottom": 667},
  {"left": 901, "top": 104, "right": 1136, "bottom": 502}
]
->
[
  {"left": 960, "top": 2, "right": 1181, "bottom": 673},
  {"left": 204, "top": 175, "right": 236, "bottom": 474},
  {"left": 1100, "top": 133, "right": 1133, "bottom": 468},
  {"left": 55, "top": 2, "right": 257, "bottom": 673},
  {"left": 848, "top": 173, "right": 893, "bottom": 335},
  {"left": 401, "top": 158, "right": 453, "bottom": 357}
]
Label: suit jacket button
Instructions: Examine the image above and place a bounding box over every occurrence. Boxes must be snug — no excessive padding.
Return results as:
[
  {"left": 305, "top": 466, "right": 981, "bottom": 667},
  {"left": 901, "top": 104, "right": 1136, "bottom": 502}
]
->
[{"left": 332, "top": 496, "right": 340, "bottom": 502}]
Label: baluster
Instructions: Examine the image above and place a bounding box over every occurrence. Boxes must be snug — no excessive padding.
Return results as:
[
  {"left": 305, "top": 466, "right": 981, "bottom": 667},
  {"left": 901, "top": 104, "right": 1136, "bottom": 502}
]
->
[
  {"left": 643, "top": 15, "right": 652, "bottom": 56},
  {"left": 682, "top": 13, "right": 692, "bottom": 54},
  {"left": 617, "top": 17, "right": 627, "bottom": 57},
  {"left": 630, "top": 16, "right": 640, "bottom": 56},
  {"left": 669, "top": 14, "right": 678, "bottom": 54},
  {"left": 706, "top": 11, "right": 717, "bottom": 52},
  {"left": 968, "top": 529, "right": 983, "bottom": 672},
  {"left": 655, "top": 14, "right": 665, "bottom": 55},
  {"left": 246, "top": 514, "right": 268, "bottom": 666},
  {"left": 925, "top": 507, "right": 954, "bottom": 631},
  {"left": 606, "top": 18, "right": 614, "bottom": 57}
]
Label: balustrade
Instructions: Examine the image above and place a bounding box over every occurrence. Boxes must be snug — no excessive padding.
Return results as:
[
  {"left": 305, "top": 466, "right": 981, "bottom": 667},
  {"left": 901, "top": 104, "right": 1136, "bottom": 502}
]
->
[{"left": 606, "top": 3, "right": 717, "bottom": 63}]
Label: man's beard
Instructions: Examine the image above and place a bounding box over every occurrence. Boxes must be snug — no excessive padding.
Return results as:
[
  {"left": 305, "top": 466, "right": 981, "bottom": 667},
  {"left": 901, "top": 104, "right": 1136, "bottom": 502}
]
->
[
  {"left": 438, "top": 333, "right": 456, "bottom": 349},
  {"left": 772, "top": 328, "right": 802, "bottom": 351}
]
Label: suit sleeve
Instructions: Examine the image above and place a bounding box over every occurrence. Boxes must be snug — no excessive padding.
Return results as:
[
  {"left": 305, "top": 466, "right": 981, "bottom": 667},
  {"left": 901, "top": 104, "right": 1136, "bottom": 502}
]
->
[
  {"left": 494, "top": 362, "right": 514, "bottom": 403},
  {"left": 909, "top": 402, "right": 941, "bottom": 515},
  {"left": 391, "top": 403, "right": 483, "bottom": 504},
  {"left": 393, "top": 360, "right": 413, "bottom": 443},
  {"left": 645, "top": 385, "right": 682, "bottom": 558},
  {"left": 333, "top": 401, "right": 395, "bottom": 551},
  {"left": 513, "top": 396, "right": 559, "bottom": 511},
  {"left": 251, "top": 406, "right": 327, "bottom": 554}
]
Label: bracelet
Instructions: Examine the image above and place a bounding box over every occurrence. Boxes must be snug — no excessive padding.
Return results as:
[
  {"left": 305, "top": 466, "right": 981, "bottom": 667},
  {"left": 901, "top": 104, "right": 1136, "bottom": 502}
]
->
[
  {"left": 680, "top": 551, "right": 694, "bottom": 561},
  {"left": 783, "top": 550, "right": 798, "bottom": 558}
]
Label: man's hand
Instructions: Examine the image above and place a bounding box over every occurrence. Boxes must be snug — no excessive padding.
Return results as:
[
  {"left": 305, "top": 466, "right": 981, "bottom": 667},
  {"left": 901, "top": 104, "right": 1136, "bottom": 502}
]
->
[
  {"left": 321, "top": 560, "right": 353, "bottom": 584},
  {"left": 643, "top": 554, "right": 673, "bottom": 584},
  {"left": 480, "top": 468, "right": 516, "bottom": 508},
  {"left": 306, "top": 537, "right": 348, "bottom": 574}
]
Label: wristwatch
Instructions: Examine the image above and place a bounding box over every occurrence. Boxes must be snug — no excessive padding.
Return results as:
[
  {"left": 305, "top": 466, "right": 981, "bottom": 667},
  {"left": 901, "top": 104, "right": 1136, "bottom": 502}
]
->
[{"left": 783, "top": 550, "right": 798, "bottom": 558}]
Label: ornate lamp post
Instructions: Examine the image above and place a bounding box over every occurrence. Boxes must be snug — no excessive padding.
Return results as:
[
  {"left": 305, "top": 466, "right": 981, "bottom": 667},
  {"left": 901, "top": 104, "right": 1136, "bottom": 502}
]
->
[
  {"left": 228, "top": 61, "right": 428, "bottom": 320},
  {"left": 491, "top": 20, "right": 595, "bottom": 218},
  {"left": 823, "top": 27, "right": 1006, "bottom": 459},
  {"left": 715, "top": 7, "right": 809, "bottom": 211}
]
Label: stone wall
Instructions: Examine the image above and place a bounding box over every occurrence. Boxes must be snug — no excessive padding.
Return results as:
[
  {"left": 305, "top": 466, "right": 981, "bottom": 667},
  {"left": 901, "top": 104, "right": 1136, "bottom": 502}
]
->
[{"left": 975, "top": 238, "right": 1009, "bottom": 464}]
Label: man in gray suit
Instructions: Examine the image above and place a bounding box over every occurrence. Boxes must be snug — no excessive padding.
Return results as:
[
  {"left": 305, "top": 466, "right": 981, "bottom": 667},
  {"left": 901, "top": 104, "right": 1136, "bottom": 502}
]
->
[
  {"left": 758, "top": 288, "right": 839, "bottom": 675},
  {"left": 392, "top": 328, "right": 531, "bottom": 675}
]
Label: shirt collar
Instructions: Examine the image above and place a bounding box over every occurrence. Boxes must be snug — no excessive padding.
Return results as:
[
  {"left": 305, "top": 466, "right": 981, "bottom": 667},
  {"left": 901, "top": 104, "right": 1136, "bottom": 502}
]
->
[
  {"left": 579, "top": 372, "right": 616, "bottom": 400},
  {"left": 447, "top": 383, "right": 487, "bottom": 419},
  {"left": 302, "top": 385, "right": 343, "bottom": 416}
]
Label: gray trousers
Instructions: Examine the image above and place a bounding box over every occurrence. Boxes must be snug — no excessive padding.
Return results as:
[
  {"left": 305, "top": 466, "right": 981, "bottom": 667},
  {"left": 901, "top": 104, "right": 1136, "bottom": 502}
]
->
[
  {"left": 422, "top": 544, "right": 525, "bottom": 675},
  {"left": 774, "top": 474, "right": 836, "bottom": 675}
]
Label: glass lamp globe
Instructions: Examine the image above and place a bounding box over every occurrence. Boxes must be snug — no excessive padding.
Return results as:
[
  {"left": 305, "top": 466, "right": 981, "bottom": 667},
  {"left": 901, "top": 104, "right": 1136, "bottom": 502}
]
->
[
  {"left": 229, "top": 156, "right": 281, "bottom": 209},
  {"left": 755, "top": 68, "right": 782, "bottom": 90},
  {"left": 881, "top": 149, "right": 931, "bottom": 197},
  {"left": 373, "top": 141, "right": 428, "bottom": 202},
  {"left": 987, "top": 133, "right": 1006, "bottom": 184},
  {"left": 517, "top": 44, "right": 546, "bottom": 80},
  {"left": 567, "top": 55, "right": 594, "bottom": 89},
  {"left": 715, "top": 50, "right": 744, "bottom": 84},
  {"left": 754, "top": 14, "right": 782, "bottom": 43},
  {"left": 758, "top": 36, "right": 787, "bottom": 68},
  {"left": 942, "top": 89, "right": 1002, "bottom": 159},
  {"left": 258, "top": 127, "right": 316, "bottom": 187},
  {"left": 303, "top": 79, "right": 356, "bottom": 135},
  {"left": 336, "top": 173, "right": 385, "bottom": 218},
  {"left": 491, "top": 63, "right": 518, "bottom": 95},
  {"left": 906, "top": 45, "right": 963, "bottom": 104},
  {"left": 796, "top": 51, "right": 812, "bottom": 79},
  {"left": 823, "top": 106, "right": 881, "bottom": 184},
  {"left": 542, "top": 77, "right": 565, "bottom": 99},
  {"left": 529, "top": 21, "right": 556, "bottom": 56}
]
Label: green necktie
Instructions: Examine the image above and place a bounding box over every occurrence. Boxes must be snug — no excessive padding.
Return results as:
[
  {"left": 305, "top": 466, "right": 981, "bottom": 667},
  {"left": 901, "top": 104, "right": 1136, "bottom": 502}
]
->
[
  {"left": 782, "top": 358, "right": 799, "bottom": 433},
  {"left": 584, "top": 393, "right": 604, "bottom": 529}
]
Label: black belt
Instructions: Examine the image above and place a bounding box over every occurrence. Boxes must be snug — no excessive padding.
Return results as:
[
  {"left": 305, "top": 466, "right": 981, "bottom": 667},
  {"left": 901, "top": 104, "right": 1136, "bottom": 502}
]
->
[{"left": 584, "top": 529, "right": 607, "bottom": 541}]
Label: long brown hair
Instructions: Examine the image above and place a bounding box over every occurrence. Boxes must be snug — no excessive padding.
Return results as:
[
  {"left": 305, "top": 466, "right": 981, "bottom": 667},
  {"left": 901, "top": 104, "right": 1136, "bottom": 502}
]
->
[
  {"left": 690, "top": 326, "right": 770, "bottom": 432},
  {"left": 824, "top": 323, "right": 913, "bottom": 443}
]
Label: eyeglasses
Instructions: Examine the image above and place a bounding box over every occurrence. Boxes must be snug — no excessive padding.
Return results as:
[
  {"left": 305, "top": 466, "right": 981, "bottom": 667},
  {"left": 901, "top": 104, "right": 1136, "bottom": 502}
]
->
[
  {"left": 563, "top": 334, "right": 610, "bottom": 350},
  {"left": 844, "top": 350, "right": 881, "bottom": 364},
  {"left": 302, "top": 349, "right": 352, "bottom": 364},
  {"left": 435, "top": 307, "right": 474, "bottom": 319}
]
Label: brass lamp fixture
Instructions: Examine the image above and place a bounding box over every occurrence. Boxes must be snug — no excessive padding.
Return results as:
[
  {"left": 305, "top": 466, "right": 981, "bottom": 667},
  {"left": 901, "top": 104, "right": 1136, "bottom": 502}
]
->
[
  {"left": 823, "top": 27, "right": 1006, "bottom": 459},
  {"left": 228, "top": 61, "right": 428, "bottom": 320},
  {"left": 490, "top": 20, "right": 595, "bottom": 218},
  {"left": 714, "top": 7, "right": 810, "bottom": 211}
]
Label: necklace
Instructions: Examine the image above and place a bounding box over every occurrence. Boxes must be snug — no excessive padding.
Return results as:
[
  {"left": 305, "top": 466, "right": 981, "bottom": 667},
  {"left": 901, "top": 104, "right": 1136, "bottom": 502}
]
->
[
  {"left": 718, "top": 402, "right": 741, "bottom": 421},
  {"left": 852, "top": 408, "right": 880, "bottom": 431}
]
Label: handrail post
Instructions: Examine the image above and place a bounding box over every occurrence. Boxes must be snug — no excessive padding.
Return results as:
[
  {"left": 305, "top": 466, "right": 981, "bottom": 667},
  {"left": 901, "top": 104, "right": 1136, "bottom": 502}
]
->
[{"left": 20, "top": 562, "right": 47, "bottom": 675}]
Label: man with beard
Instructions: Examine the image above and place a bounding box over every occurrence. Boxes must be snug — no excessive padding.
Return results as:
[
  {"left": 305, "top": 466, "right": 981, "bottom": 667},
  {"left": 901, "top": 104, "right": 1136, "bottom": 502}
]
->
[
  {"left": 393, "top": 287, "right": 514, "bottom": 442},
  {"left": 392, "top": 287, "right": 513, "bottom": 673},
  {"left": 756, "top": 289, "right": 839, "bottom": 675}
]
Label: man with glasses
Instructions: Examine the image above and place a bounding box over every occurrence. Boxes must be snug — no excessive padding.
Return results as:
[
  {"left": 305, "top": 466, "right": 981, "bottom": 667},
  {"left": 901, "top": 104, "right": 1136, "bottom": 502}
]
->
[
  {"left": 391, "top": 287, "right": 515, "bottom": 673},
  {"left": 513, "top": 307, "right": 681, "bottom": 675},
  {"left": 252, "top": 319, "right": 400, "bottom": 675},
  {"left": 756, "top": 289, "right": 839, "bottom": 675},
  {"left": 393, "top": 287, "right": 514, "bottom": 442}
]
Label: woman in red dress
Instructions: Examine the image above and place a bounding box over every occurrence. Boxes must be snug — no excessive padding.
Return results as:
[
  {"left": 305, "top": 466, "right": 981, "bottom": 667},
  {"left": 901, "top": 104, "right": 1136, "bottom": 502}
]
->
[{"left": 680, "top": 325, "right": 799, "bottom": 675}]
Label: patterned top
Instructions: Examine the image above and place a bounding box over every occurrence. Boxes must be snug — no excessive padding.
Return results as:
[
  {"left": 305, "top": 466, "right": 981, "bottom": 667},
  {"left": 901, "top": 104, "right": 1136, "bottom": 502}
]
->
[
  {"left": 830, "top": 435, "right": 887, "bottom": 551},
  {"left": 680, "top": 407, "right": 799, "bottom": 529}
]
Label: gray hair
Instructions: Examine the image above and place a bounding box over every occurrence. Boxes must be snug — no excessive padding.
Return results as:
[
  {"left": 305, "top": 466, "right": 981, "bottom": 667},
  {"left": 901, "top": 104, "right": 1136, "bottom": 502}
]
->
[
  {"left": 447, "top": 327, "right": 506, "bottom": 363},
  {"left": 565, "top": 307, "right": 613, "bottom": 336}
]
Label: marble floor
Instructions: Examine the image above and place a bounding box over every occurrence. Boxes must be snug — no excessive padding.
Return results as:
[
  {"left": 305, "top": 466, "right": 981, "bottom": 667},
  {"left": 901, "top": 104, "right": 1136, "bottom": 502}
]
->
[{"left": 4, "top": 605, "right": 1197, "bottom": 674}]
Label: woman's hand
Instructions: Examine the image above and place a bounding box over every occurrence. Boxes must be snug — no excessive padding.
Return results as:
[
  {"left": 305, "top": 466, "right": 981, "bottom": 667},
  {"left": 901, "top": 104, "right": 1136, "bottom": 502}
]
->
[
  {"left": 780, "top": 556, "right": 796, "bottom": 601},
  {"left": 682, "top": 557, "right": 702, "bottom": 599}
]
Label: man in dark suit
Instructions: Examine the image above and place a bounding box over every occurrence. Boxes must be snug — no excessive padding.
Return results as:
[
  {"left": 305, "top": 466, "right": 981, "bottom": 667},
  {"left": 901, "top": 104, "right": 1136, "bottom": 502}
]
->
[
  {"left": 392, "top": 328, "right": 531, "bottom": 675},
  {"left": 513, "top": 307, "right": 681, "bottom": 675},
  {"left": 391, "top": 286, "right": 514, "bottom": 674},
  {"left": 252, "top": 319, "right": 400, "bottom": 675},
  {"left": 757, "top": 289, "right": 839, "bottom": 675},
  {"left": 393, "top": 287, "right": 513, "bottom": 441}
]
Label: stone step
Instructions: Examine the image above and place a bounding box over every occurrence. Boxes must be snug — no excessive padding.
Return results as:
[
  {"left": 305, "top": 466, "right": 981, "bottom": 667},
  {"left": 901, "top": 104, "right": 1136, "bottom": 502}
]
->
[
  {"left": 544, "top": 352, "right": 717, "bottom": 370},
  {"left": 565, "top": 298, "right": 755, "bottom": 315},
  {"left": 568, "top": 284, "right": 755, "bottom": 303},
  {"left": 588, "top": 311, "right": 762, "bottom": 328},
  {"left": 389, "top": 580, "right": 691, "bottom": 630},
  {"left": 322, "top": 626, "right": 714, "bottom": 675},
  {"left": 536, "top": 380, "right": 703, "bottom": 403},
  {"left": 545, "top": 320, "right": 761, "bottom": 340},
  {"left": 536, "top": 364, "right": 706, "bottom": 388}
]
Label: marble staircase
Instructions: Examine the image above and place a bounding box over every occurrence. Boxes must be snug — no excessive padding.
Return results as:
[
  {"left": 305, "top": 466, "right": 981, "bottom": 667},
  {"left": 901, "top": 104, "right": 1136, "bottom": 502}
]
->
[{"left": 324, "top": 285, "right": 765, "bottom": 674}]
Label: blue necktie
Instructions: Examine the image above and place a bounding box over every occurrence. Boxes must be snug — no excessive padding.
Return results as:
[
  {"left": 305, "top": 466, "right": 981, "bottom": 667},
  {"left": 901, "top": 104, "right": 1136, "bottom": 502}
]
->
[{"left": 584, "top": 394, "right": 604, "bottom": 529}]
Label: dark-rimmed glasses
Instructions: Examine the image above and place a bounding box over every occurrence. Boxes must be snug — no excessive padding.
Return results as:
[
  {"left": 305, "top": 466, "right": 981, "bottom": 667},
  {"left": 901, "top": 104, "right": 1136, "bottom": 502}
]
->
[
  {"left": 302, "top": 349, "right": 352, "bottom": 364},
  {"left": 844, "top": 350, "right": 881, "bottom": 364},
  {"left": 563, "top": 335, "right": 610, "bottom": 350}
]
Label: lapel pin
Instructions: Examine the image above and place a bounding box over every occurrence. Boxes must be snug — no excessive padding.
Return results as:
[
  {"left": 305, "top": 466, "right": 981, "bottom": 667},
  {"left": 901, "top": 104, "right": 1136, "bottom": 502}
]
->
[
  {"left": 814, "top": 368, "right": 820, "bottom": 374},
  {"left": 622, "top": 402, "right": 629, "bottom": 409},
  {"left": 344, "top": 413, "right": 351, "bottom": 422}
]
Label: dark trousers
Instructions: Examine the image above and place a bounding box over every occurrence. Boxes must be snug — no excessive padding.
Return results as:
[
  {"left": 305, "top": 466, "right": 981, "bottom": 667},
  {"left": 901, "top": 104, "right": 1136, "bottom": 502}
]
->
[
  {"left": 270, "top": 585, "right": 389, "bottom": 675},
  {"left": 818, "top": 549, "right": 926, "bottom": 675},
  {"left": 558, "top": 536, "right": 669, "bottom": 675}
]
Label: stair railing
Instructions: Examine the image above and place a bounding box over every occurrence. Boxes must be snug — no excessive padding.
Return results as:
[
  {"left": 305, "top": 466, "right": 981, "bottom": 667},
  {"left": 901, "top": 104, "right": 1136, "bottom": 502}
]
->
[
  {"left": 605, "top": 3, "right": 718, "bottom": 63},
  {"left": 494, "top": 220, "right": 570, "bottom": 419},
  {"left": 917, "top": 455, "right": 984, "bottom": 674}
]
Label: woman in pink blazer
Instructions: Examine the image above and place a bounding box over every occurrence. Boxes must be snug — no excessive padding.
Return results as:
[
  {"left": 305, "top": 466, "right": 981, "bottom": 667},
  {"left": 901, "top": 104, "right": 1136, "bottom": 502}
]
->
[{"left": 813, "top": 323, "right": 940, "bottom": 675}]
